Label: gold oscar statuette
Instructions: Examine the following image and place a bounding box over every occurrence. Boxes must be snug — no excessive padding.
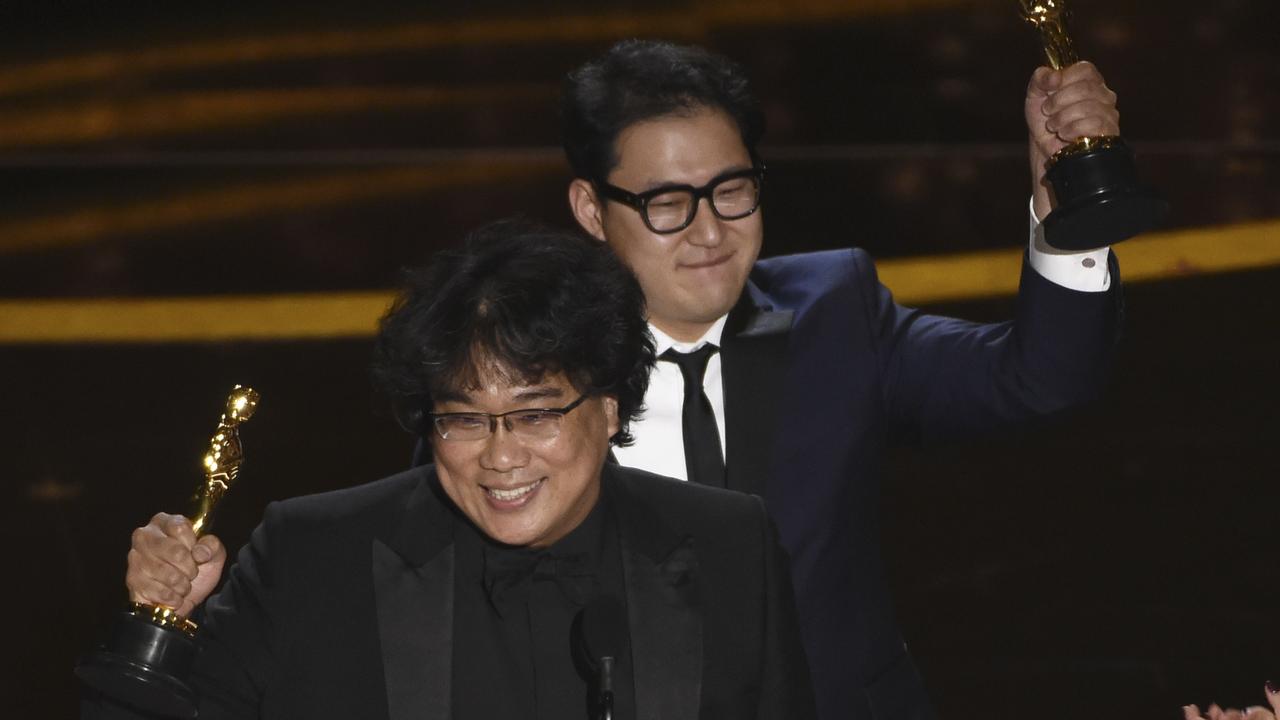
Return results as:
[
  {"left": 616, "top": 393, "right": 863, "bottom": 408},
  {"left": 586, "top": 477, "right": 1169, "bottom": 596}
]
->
[
  {"left": 76, "top": 386, "right": 261, "bottom": 720},
  {"left": 136, "top": 385, "right": 260, "bottom": 632},
  {"left": 1016, "top": 0, "right": 1166, "bottom": 250},
  {"left": 1018, "top": 0, "right": 1111, "bottom": 157}
]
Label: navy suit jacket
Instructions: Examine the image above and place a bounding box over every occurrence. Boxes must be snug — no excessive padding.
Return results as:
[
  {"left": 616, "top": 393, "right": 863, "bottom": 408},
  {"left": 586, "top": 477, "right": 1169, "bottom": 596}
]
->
[{"left": 716, "top": 248, "right": 1122, "bottom": 719}]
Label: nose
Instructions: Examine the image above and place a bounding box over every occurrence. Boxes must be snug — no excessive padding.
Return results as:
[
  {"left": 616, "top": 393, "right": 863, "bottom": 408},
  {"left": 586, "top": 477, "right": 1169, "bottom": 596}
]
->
[
  {"left": 479, "top": 422, "right": 530, "bottom": 473},
  {"left": 683, "top": 196, "right": 723, "bottom": 248}
]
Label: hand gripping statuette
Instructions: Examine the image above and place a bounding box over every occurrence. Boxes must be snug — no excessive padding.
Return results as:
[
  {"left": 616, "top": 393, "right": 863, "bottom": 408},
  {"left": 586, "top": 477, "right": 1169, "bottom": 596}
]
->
[
  {"left": 1018, "top": 0, "right": 1166, "bottom": 250},
  {"left": 76, "top": 387, "right": 260, "bottom": 719}
]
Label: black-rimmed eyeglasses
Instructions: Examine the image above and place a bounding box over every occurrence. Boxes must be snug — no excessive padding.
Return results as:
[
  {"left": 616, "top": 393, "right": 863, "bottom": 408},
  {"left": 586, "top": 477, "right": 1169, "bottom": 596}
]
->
[
  {"left": 596, "top": 166, "right": 764, "bottom": 234},
  {"left": 428, "top": 394, "right": 589, "bottom": 442}
]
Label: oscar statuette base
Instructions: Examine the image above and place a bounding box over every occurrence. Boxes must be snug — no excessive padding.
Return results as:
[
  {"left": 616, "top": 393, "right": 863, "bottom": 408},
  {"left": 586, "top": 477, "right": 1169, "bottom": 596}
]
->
[
  {"left": 1042, "top": 139, "right": 1168, "bottom": 251},
  {"left": 75, "top": 610, "right": 200, "bottom": 719}
]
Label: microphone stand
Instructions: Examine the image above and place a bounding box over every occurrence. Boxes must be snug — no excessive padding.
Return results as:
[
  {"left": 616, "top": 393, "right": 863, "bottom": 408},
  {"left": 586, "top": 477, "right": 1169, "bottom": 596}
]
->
[{"left": 598, "top": 655, "right": 615, "bottom": 720}]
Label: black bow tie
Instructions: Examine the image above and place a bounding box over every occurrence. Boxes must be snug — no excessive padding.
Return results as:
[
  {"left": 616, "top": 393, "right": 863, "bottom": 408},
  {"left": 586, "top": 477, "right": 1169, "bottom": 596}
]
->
[{"left": 482, "top": 547, "right": 597, "bottom": 614}]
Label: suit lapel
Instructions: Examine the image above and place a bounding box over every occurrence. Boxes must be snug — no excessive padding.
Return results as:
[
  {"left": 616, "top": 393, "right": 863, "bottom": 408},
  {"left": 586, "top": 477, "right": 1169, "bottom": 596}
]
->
[
  {"left": 609, "top": 468, "right": 703, "bottom": 720},
  {"left": 720, "top": 285, "right": 793, "bottom": 496},
  {"left": 372, "top": 469, "right": 456, "bottom": 720}
]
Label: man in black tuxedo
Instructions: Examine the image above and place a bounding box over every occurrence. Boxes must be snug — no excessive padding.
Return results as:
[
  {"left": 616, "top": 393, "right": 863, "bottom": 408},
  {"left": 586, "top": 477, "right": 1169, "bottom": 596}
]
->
[
  {"left": 563, "top": 41, "right": 1126, "bottom": 719},
  {"left": 89, "top": 221, "right": 815, "bottom": 720}
]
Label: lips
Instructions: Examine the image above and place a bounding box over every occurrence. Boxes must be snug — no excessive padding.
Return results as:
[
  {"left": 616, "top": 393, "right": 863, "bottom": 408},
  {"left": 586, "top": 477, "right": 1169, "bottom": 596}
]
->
[
  {"left": 483, "top": 478, "right": 545, "bottom": 508},
  {"left": 680, "top": 252, "right": 734, "bottom": 270}
]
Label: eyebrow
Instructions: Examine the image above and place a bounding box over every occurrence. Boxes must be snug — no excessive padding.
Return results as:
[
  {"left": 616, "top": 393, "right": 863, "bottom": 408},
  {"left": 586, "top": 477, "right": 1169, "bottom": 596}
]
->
[
  {"left": 639, "top": 164, "right": 755, "bottom": 192},
  {"left": 511, "top": 387, "right": 566, "bottom": 403}
]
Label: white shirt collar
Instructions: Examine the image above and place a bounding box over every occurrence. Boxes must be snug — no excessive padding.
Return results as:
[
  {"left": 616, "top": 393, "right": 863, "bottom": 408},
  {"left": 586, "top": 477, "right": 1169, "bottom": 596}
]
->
[{"left": 648, "top": 315, "right": 729, "bottom": 355}]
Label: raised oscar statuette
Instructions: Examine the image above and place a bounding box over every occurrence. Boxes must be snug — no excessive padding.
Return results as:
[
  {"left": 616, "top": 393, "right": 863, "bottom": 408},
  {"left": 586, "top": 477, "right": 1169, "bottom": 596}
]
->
[
  {"left": 1018, "top": 0, "right": 1167, "bottom": 250},
  {"left": 76, "top": 386, "right": 260, "bottom": 719}
]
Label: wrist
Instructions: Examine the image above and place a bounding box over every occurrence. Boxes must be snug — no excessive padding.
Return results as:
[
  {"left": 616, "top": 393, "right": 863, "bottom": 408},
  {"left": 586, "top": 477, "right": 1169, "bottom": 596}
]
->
[{"left": 1032, "top": 186, "right": 1052, "bottom": 221}]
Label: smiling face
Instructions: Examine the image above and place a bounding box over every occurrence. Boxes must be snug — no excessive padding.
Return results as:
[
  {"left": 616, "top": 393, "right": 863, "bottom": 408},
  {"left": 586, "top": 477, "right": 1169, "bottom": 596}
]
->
[
  {"left": 571, "top": 106, "right": 763, "bottom": 342},
  {"left": 429, "top": 365, "right": 619, "bottom": 548}
]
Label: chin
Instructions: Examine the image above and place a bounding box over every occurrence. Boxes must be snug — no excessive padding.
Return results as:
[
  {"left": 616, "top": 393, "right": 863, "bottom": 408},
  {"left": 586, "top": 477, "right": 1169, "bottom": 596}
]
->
[
  {"left": 484, "top": 523, "right": 542, "bottom": 548},
  {"left": 689, "top": 294, "right": 739, "bottom": 321}
]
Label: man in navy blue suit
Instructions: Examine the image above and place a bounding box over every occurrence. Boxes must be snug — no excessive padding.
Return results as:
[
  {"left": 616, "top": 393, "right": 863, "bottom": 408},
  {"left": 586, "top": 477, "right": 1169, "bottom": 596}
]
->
[{"left": 563, "top": 40, "right": 1124, "bottom": 719}]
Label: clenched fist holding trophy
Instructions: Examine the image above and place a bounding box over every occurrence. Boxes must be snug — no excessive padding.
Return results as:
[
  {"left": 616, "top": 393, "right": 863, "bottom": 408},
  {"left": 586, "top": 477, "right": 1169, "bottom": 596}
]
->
[
  {"left": 77, "top": 387, "right": 260, "bottom": 719},
  {"left": 1018, "top": 0, "right": 1166, "bottom": 250}
]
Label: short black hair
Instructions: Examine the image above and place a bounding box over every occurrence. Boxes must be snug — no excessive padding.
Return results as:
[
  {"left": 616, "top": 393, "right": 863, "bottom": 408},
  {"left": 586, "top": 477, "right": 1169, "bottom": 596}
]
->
[
  {"left": 561, "top": 39, "right": 765, "bottom": 185},
  {"left": 371, "top": 219, "right": 653, "bottom": 446}
]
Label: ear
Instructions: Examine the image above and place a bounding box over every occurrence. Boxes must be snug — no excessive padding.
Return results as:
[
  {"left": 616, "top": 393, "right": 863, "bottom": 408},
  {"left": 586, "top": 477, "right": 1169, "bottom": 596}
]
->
[
  {"left": 568, "top": 178, "right": 607, "bottom": 242},
  {"left": 601, "top": 395, "right": 620, "bottom": 440}
]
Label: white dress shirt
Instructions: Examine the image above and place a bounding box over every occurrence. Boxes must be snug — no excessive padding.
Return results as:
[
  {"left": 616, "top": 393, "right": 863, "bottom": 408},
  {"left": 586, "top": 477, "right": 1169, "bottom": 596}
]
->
[
  {"left": 613, "top": 316, "right": 728, "bottom": 482},
  {"left": 615, "top": 204, "right": 1111, "bottom": 481},
  {"left": 1027, "top": 197, "right": 1112, "bottom": 292}
]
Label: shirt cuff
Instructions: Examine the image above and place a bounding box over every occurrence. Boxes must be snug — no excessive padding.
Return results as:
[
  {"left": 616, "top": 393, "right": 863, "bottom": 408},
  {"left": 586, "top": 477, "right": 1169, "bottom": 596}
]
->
[{"left": 1026, "top": 196, "right": 1111, "bottom": 292}]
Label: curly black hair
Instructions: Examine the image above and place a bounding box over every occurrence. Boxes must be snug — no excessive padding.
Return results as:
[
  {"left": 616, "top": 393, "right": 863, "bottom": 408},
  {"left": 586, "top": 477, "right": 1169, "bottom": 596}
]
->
[
  {"left": 562, "top": 39, "right": 766, "bottom": 186},
  {"left": 371, "top": 219, "right": 654, "bottom": 446}
]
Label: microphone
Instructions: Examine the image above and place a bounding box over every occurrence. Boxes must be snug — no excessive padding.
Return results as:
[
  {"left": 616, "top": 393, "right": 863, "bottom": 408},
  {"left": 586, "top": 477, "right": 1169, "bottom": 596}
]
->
[{"left": 575, "top": 594, "right": 627, "bottom": 720}]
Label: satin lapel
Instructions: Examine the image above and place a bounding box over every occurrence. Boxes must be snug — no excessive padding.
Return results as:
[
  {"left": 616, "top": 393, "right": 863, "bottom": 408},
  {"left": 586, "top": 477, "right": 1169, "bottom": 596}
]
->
[
  {"left": 372, "top": 469, "right": 456, "bottom": 720},
  {"left": 720, "top": 287, "right": 794, "bottom": 496},
  {"left": 610, "top": 469, "right": 702, "bottom": 720}
]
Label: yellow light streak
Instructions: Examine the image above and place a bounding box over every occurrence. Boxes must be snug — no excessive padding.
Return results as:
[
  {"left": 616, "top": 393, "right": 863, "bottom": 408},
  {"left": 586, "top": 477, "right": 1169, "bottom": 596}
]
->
[
  {"left": 0, "top": 159, "right": 560, "bottom": 255},
  {"left": 875, "top": 218, "right": 1280, "bottom": 303},
  {"left": 1, "top": 219, "right": 1275, "bottom": 344},
  {"left": 0, "top": 85, "right": 555, "bottom": 148},
  {"left": 0, "top": 292, "right": 391, "bottom": 343},
  {"left": 0, "top": 0, "right": 975, "bottom": 98}
]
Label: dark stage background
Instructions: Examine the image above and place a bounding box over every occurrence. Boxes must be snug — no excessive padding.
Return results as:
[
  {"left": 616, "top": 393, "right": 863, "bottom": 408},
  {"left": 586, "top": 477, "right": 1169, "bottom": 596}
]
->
[{"left": 1, "top": 1, "right": 1276, "bottom": 717}]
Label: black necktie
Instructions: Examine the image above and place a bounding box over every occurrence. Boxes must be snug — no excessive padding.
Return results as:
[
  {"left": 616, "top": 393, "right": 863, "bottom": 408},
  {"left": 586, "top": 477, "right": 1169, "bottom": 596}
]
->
[{"left": 660, "top": 345, "right": 726, "bottom": 487}]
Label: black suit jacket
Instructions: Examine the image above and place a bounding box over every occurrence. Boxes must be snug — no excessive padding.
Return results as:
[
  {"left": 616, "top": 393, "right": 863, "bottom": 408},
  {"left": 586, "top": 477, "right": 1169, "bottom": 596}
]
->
[
  {"left": 86, "top": 463, "right": 815, "bottom": 720},
  {"left": 716, "top": 249, "right": 1122, "bottom": 719}
]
